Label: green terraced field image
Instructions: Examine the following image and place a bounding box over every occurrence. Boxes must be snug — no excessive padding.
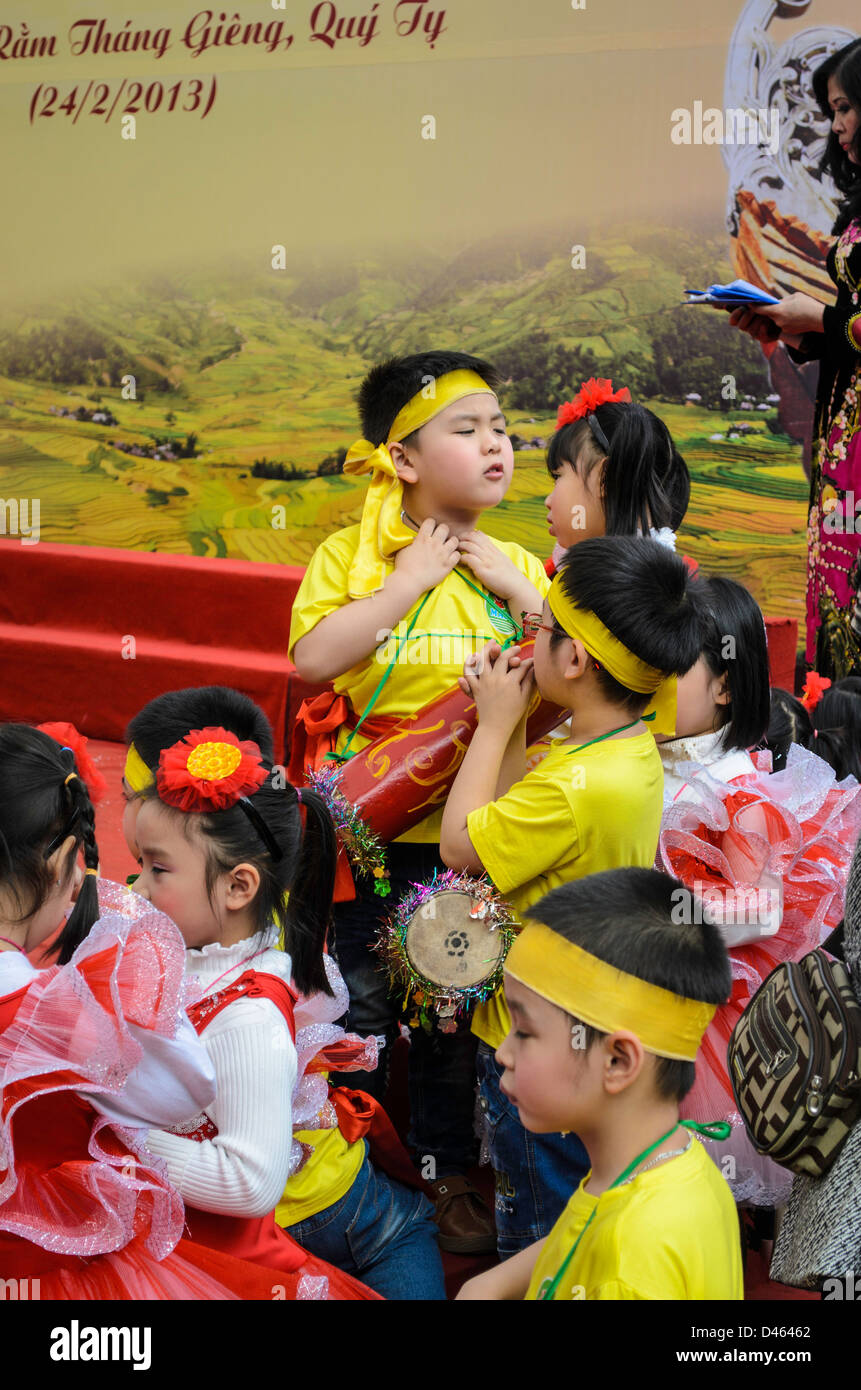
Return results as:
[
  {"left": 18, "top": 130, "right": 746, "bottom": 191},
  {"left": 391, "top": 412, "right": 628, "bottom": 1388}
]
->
[{"left": 0, "top": 226, "right": 808, "bottom": 630}]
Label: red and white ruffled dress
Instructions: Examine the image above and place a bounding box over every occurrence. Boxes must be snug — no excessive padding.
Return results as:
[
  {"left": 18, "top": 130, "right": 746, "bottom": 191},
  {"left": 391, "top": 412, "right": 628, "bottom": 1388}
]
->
[
  {"left": 142, "top": 916, "right": 381, "bottom": 1299},
  {"left": 0, "top": 885, "right": 376, "bottom": 1299},
  {"left": 659, "top": 733, "right": 861, "bottom": 1207}
]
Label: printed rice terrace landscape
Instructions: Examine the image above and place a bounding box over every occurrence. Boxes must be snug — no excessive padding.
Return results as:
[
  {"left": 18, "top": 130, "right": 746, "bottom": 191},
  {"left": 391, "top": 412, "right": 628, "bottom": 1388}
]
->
[{"left": 0, "top": 225, "right": 808, "bottom": 627}]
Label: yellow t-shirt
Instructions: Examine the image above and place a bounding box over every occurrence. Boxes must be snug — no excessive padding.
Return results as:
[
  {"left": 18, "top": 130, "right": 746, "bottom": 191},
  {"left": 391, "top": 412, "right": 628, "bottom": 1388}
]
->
[
  {"left": 469, "top": 733, "right": 664, "bottom": 1049},
  {"left": 275, "top": 1125, "right": 365, "bottom": 1228},
  {"left": 288, "top": 524, "right": 550, "bottom": 843},
  {"left": 526, "top": 1137, "right": 744, "bottom": 1300}
]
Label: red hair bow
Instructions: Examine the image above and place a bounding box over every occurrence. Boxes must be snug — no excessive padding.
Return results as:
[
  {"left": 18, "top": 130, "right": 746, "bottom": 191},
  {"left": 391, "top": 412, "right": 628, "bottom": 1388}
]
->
[
  {"left": 37, "top": 721, "right": 108, "bottom": 803},
  {"left": 556, "top": 378, "right": 631, "bottom": 430},
  {"left": 157, "top": 727, "right": 269, "bottom": 812},
  {"left": 800, "top": 672, "right": 831, "bottom": 713}
]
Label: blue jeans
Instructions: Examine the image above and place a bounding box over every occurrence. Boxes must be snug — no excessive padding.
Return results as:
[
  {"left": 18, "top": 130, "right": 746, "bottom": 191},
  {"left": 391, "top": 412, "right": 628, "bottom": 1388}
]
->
[
  {"left": 332, "top": 842, "right": 479, "bottom": 1176},
  {"left": 476, "top": 1042, "right": 590, "bottom": 1257},
  {"left": 284, "top": 1146, "right": 445, "bottom": 1300}
]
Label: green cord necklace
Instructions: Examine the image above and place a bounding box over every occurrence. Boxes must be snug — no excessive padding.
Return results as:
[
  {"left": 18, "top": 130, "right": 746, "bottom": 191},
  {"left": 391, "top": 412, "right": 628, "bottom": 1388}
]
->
[
  {"left": 535, "top": 1119, "right": 731, "bottom": 1301},
  {"left": 326, "top": 550, "right": 523, "bottom": 766},
  {"left": 565, "top": 709, "right": 656, "bottom": 754},
  {"left": 451, "top": 566, "right": 523, "bottom": 642}
]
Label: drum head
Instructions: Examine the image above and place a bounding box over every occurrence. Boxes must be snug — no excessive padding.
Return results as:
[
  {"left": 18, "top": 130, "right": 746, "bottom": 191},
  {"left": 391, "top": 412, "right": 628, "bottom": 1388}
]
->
[{"left": 404, "top": 890, "right": 508, "bottom": 991}]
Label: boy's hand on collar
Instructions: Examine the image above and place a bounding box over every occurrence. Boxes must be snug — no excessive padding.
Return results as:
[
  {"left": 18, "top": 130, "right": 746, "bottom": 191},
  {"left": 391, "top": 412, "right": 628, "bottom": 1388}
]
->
[
  {"left": 458, "top": 531, "right": 517, "bottom": 600},
  {"left": 393, "top": 516, "right": 461, "bottom": 592}
]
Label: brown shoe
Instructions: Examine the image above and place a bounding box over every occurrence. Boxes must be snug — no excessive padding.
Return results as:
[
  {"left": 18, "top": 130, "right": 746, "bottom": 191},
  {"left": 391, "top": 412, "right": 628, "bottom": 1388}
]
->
[{"left": 426, "top": 1175, "right": 497, "bottom": 1254}]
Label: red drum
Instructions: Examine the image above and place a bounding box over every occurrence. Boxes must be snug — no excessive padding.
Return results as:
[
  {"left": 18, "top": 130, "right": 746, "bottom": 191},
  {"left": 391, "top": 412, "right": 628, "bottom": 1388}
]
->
[{"left": 333, "top": 640, "right": 566, "bottom": 842}]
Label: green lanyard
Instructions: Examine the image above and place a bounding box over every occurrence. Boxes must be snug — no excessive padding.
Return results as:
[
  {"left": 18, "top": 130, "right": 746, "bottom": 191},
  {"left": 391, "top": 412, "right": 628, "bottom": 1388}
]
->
[
  {"left": 327, "top": 590, "right": 433, "bottom": 765},
  {"left": 327, "top": 569, "right": 521, "bottom": 766},
  {"left": 452, "top": 568, "right": 524, "bottom": 644},
  {"left": 535, "top": 1119, "right": 731, "bottom": 1301},
  {"left": 566, "top": 709, "right": 656, "bottom": 755}
]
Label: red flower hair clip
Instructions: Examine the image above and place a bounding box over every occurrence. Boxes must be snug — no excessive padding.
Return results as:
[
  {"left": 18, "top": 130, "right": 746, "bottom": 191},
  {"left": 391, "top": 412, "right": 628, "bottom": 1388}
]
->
[
  {"left": 38, "top": 721, "right": 108, "bottom": 803},
  {"left": 556, "top": 378, "right": 631, "bottom": 430},
  {"left": 800, "top": 672, "right": 831, "bottom": 713},
  {"left": 157, "top": 727, "right": 269, "bottom": 812}
]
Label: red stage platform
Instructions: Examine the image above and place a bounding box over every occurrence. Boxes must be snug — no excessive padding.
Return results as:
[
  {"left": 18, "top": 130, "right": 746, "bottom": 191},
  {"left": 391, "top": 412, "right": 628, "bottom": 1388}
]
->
[{"left": 0, "top": 540, "right": 799, "bottom": 759}]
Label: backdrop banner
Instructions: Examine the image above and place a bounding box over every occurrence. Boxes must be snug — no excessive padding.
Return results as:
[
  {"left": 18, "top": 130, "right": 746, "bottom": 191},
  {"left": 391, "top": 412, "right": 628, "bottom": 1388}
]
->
[{"left": 0, "top": 0, "right": 857, "bottom": 638}]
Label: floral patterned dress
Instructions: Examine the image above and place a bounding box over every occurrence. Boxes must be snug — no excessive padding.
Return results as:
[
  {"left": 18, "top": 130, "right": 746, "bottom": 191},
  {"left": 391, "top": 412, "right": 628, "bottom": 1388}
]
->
[{"left": 793, "top": 218, "right": 861, "bottom": 677}]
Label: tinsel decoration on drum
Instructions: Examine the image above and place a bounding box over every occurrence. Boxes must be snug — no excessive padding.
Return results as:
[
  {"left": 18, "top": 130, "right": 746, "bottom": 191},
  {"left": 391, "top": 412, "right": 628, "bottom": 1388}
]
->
[
  {"left": 306, "top": 761, "right": 391, "bottom": 897},
  {"left": 376, "top": 869, "right": 517, "bottom": 1033}
]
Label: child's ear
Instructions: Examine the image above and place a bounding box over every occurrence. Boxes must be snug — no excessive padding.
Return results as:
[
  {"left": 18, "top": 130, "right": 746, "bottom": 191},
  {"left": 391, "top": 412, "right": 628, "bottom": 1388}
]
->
[
  {"left": 388, "top": 440, "right": 419, "bottom": 485},
  {"left": 224, "top": 862, "right": 261, "bottom": 911},
  {"left": 562, "top": 638, "right": 590, "bottom": 681},
  {"left": 714, "top": 672, "right": 732, "bottom": 707},
  {"left": 602, "top": 1031, "right": 646, "bottom": 1095},
  {"left": 47, "top": 835, "right": 79, "bottom": 890}
]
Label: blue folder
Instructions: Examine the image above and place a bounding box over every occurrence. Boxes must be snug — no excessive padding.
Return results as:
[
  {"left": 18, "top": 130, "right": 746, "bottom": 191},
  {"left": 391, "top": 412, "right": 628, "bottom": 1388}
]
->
[{"left": 684, "top": 279, "right": 780, "bottom": 308}]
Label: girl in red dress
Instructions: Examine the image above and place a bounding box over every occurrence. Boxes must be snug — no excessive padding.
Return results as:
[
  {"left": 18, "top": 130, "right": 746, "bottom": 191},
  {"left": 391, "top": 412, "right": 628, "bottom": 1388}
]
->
[
  {"left": 130, "top": 723, "right": 382, "bottom": 1297},
  {"left": 0, "top": 724, "right": 376, "bottom": 1299},
  {"left": 656, "top": 580, "right": 861, "bottom": 1206}
]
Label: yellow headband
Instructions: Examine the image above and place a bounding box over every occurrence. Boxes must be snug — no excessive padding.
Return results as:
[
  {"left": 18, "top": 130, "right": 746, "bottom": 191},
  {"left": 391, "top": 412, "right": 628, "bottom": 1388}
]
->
[
  {"left": 505, "top": 921, "right": 716, "bottom": 1062},
  {"left": 343, "top": 369, "right": 494, "bottom": 598},
  {"left": 547, "top": 574, "right": 677, "bottom": 736},
  {"left": 124, "top": 742, "right": 154, "bottom": 794}
]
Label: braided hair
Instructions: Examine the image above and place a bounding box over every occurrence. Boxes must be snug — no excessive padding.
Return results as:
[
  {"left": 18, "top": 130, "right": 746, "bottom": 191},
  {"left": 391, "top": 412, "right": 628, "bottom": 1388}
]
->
[{"left": 0, "top": 724, "right": 100, "bottom": 962}]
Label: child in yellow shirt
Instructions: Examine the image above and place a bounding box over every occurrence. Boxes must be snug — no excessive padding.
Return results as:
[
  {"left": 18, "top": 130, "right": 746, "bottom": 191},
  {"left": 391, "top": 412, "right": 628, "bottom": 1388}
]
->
[
  {"left": 456, "top": 867, "right": 742, "bottom": 1300},
  {"left": 289, "top": 352, "right": 548, "bottom": 1250},
  {"left": 440, "top": 535, "right": 701, "bottom": 1255}
]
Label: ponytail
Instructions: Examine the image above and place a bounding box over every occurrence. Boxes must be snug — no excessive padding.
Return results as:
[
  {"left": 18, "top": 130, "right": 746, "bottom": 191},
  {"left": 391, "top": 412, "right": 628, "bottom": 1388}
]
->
[
  {"left": 765, "top": 688, "right": 813, "bottom": 771},
  {"left": 52, "top": 752, "right": 100, "bottom": 965},
  {"left": 189, "top": 765, "right": 337, "bottom": 998},
  {"left": 601, "top": 403, "right": 690, "bottom": 537},
  {"left": 546, "top": 398, "right": 690, "bottom": 539},
  {"left": 281, "top": 786, "right": 336, "bottom": 998},
  {"left": 765, "top": 685, "right": 861, "bottom": 781},
  {"left": 0, "top": 726, "right": 101, "bottom": 959},
  {"left": 810, "top": 687, "right": 861, "bottom": 781}
]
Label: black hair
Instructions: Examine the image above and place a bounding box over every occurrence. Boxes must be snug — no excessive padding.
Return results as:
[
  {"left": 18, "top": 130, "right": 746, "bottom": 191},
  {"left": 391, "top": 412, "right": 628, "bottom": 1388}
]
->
[
  {"left": 357, "top": 351, "right": 502, "bottom": 447},
  {"left": 126, "top": 689, "right": 332, "bottom": 996},
  {"left": 0, "top": 724, "right": 100, "bottom": 965},
  {"left": 126, "top": 686, "right": 275, "bottom": 769},
  {"left": 812, "top": 38, "right": 861, "bottom": 237},
  {"left": 156, "top": 773, "right": 336, "bottom": 998},
  {"left": 688, "top": 575, "right": 770, "bottom": 751},
  {"left": 546, "top": 400, "right": 690, "bottom": 537},
  {"left": 814, "top": 687, "right": 861, "bottom": 780},
  {"left": 550, "top": 536, "right": 701, "bottom": 716},
  {"left": 834, "top": 675, "right": 861, "bottom": 698},
  {"left": 765, "top": 682, "right": 861, "bottom": 780},
  {"left": 767, "top": 683, "right": 861, "bottom": 783},
  {"left": 765, "top": 688, "right": 812, "bottom": 771},
  {"left": 128, "top": 689, "right": 333, "bottom": 996},
  {"left": 524, "top": 868, "right": 731, "bottom": 1102}
]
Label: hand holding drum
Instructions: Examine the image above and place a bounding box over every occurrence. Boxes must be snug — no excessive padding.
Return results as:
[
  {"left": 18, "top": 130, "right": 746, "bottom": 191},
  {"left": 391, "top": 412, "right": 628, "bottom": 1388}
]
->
[{"left": 332, "top": 638, "right": 566, "bottom": 844}]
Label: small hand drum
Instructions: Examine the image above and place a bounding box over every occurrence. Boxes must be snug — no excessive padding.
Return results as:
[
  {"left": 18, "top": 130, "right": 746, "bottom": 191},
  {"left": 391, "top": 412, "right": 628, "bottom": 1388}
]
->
[{"left": 377, "top": 870, "right": 517, "bottom": 1019}]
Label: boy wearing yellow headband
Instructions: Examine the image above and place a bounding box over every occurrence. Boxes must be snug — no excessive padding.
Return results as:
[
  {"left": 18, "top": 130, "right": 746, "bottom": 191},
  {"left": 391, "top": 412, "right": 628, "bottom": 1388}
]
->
[
  {"left": 440, "top": 535, "right": 702, "bottom": 1257},
  {"left": 289, "top": 352, "right": 549, "bottom": 1250},
  {"left": 457, "top": 868, "right": 742, "bottom": 1300}
]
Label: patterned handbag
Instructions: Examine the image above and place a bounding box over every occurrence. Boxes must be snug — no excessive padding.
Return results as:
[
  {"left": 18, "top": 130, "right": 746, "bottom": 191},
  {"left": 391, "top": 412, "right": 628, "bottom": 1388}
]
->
[{"left": 728, "top": 948, "right": 861, "bottom": 1178}]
